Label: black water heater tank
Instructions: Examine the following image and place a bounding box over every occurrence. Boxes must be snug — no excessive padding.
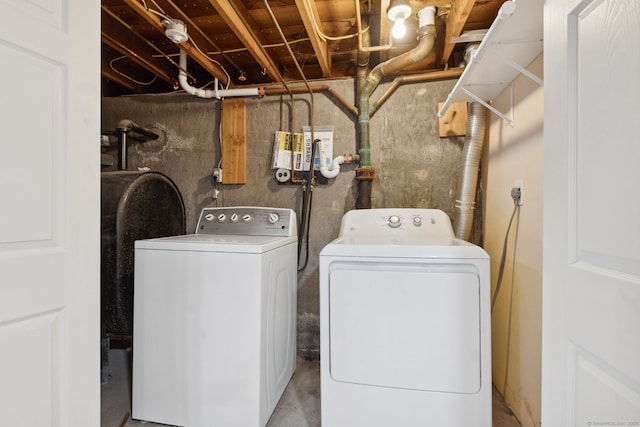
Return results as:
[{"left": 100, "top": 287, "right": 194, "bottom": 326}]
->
[{"left": 101, "top": 171, "right": 185, "bottom": 337}]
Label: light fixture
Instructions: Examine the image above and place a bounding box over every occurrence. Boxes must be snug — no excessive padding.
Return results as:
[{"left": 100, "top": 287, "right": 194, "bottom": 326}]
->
[
  {"left": 387, "top": 0, "right": 411, "bottom": 39},
  {"left": 163, "top": 19, "right": 188, "bottom": 44}
]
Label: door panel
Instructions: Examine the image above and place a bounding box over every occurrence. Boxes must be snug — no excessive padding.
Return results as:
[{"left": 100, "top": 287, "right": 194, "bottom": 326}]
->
[
  {"left": 329, "top": 263, "right": 481, "bottom": 393},
  {"left": 543, "top": 0, "right": 640, "bottom": 425},
  {"left": 0, "top": 0, "right": 99, "bottom": 425}
]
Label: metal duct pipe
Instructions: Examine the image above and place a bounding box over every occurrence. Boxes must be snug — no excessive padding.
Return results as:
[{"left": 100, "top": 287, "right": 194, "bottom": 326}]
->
[
  {"left": 360, "top": 7, "right": 436, "bottom": 100},
  {"left": 454, "top": 101, "right": 488, "bottom": 241}
]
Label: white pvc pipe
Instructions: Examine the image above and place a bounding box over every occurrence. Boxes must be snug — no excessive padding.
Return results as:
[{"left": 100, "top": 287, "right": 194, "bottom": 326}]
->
[
  {"left": 320, "top": 156, "right": 346, "bottom": 179},
  {"left": 418, "top": 6, "right": 436, "bottom": 27},
  {"left": 178, "top": 51, "right": 261, "bottom": 99}
]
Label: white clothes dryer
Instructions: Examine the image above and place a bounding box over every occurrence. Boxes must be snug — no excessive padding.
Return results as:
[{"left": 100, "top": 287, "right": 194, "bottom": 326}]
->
[
  {"left": 319, "top": 208, "right": 491, "bottom": 427},
  {"left": 132, "top": 206, "right": 297, "bottom": 427}
]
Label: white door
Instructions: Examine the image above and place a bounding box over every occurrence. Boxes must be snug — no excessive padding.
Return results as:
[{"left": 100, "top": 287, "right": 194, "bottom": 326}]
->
[
  {"left": 543, "top": 0, "right": 640, "bottom": 425},
  {"left": 0, "top": 0, "right": 100, "bottom": 426}
]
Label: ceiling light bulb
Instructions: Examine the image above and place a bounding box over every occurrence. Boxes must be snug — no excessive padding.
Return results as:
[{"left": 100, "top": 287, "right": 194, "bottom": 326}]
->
[{"left": 392, "top": 18, "right": 407, "bottom": 39}]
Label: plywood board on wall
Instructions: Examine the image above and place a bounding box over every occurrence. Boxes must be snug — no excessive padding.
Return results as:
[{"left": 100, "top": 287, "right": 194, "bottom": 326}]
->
[
  {"left": 221, "top": 99, "right": 247, "bottom": 184},
  {"left": 438, "top": 102, "right": 467, "bottom": 137}
]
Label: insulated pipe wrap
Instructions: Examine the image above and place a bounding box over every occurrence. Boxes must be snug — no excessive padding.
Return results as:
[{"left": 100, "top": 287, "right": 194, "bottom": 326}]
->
[{"left": 454, "top": 102, "right": 487, "bottom": 240}]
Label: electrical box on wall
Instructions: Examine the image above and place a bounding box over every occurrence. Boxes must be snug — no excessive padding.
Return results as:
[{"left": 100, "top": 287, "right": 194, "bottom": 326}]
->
[
  {"left": 272, "top": 131, "right": 306, "bottom": 171},
  {"left": 272, "top": 126, "right": 335, "bottom": 185}
]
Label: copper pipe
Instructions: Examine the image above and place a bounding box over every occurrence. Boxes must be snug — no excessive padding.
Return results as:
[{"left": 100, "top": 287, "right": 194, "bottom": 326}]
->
[
  {"left": 370, "top": 68, "right": 463, "bottom": 116},
  {"left": 265, "top": 85, "right": 358, "bottom": 117},
  {"left": 361, "top": 26, "right": 436, "bottom": 98},
  {"left": 355, "top": 0, "right": 393, "bottom": 53}
]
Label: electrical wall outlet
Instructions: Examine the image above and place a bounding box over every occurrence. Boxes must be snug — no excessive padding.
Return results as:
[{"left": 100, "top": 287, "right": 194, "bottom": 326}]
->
[
  {"left": 513, "top": 179, "right": 524, "bottom": 206},
  {"left": 213, "top": 167, "right": 222, "bottom": 183}
]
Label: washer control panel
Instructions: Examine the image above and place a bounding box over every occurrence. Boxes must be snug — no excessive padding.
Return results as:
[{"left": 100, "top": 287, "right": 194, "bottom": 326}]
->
[{"left": 195, "top": 206, "right": 296, "bottom": 236}]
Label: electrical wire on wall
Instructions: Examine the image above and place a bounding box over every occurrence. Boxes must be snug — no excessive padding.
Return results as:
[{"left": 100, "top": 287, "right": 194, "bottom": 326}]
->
[
  {"left": 109, "top": 56, "right": 158, "bottom": 86},
  {"left": 491, "top": 196, "right": 520, "bottom": 312},
  {"left": 211, "top": 100, "right": 224, "bottom": 206},
  {"left": 490, "top": 188, "right": 521, "bottom": 404}
]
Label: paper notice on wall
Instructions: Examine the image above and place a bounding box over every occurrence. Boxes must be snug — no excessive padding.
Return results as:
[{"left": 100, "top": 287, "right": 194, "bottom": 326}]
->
[
  {"left": 292, "top": 132, "right": 310, "bottom": 171},
  {"left": 303, "top": 126, "right": 333, "bottom": 169},
  {"left": 272, "top": 131, "right": 292, "bottom": 169}
]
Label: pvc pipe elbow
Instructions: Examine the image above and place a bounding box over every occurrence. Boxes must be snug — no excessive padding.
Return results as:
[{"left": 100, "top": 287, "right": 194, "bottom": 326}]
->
[
  {"left": 178, "top": 50, "right": 260, "bottom": 99},
  {"left": 319, "top": 156, "right": 345, "bottom": 179}
]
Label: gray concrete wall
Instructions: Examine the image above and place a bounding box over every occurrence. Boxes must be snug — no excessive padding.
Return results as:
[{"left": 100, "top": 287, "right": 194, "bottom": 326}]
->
[{"left": 102, "top": 77, "right": 472, "bottom": 358}]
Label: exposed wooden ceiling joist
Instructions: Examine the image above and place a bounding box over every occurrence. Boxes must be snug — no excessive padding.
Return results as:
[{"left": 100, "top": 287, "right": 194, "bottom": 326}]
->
[
  {"left": 121, "top": 0, "right": 231, "bottom": 86},
  {"left": 101, "top": 0, "right": 508, "bottom": 96},
  {"left": 101, "top": 7, "right": 178, "bottom": 87},
  {"left": 294, "top": 0, "right": 331, "bottom": 78},
  {"left": 440, "top": 0, "right": 475, "bottom": 65},
  {"left": 207, "top": 0, "right": 284, "bottom": 83},
  {"left": 101, "top": 66, "right": 143, "bottom": 93}
]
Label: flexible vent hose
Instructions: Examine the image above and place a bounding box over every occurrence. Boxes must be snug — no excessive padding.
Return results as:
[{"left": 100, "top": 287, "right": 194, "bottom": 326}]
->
[{"left": 454, "top": 102, "right": 487, "bottom": 240}]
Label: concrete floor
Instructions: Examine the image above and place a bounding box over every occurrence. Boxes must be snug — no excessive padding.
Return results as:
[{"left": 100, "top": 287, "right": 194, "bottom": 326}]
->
[{"left": 102, "top": 348, "right": 521, "bottom": 427}]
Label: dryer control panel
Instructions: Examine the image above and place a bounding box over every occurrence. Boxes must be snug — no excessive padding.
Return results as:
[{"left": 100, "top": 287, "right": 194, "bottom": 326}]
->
[
  {"left": 338, "top": 208, "right": 454, "bottom": 239},
  {"left": 195, "top": 206, "right": 296, "bottom": 237}
]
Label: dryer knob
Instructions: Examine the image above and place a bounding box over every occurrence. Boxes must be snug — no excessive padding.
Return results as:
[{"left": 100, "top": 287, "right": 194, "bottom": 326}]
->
[
  {"left": 267, "top": 213, "right": 280, "bottom": 224},
  {"left": 217, "top": 213, "right": 227, "bottom": 222},
  {"left": 230, "top": 213, "right": 239, "bottom": 222},
  {"left": 204, "top": 213, "right": 215, "bottom": 221},
  {"left": 388, "top": 215, "right": 401, "bottom": 228},
  {"left": 242, "top": 214, "right": 252, "bottom": 222},
  {"left": 412, "top": 216, "right": 422, "bottom": 226}
]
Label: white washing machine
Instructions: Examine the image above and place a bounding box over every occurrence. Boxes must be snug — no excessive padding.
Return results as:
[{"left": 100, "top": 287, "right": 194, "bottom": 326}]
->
[
  {"left": 319, "top": 208, "right": 491, "bottom": 427},
  {"left": 132, "top": 206, "right": 297, "bottom": 427}
]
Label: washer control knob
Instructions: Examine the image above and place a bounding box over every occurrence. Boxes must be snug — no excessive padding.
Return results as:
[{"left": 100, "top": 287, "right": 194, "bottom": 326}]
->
[
  {"left": 204, "top": 213, "right": 215, "bottom": 221},
  {"left": 242, "top": 214, "right": 252, "bottom": 222},
  {"left": 217, "top": 213, "right": 227, "bottom": 222},
  {"left": 230, "top": 213, "right": 239, "bottom": 222},
  {"left": 267, "top": 213, "right": 280, "bottom": 224},
  {"left": 388, "top": 215, "right": 401, "bottom": 228},
  {"left": 412, "top": 216, "right": 422, "bottom": 226}
]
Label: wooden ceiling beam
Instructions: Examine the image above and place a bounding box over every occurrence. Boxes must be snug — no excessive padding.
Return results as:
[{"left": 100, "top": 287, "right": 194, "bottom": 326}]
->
[
  {"left": 102, "top": 34, "right": 176, "bottom": 87},
  {"left": 440, "top": 0, "right": 475, "bottom": 65},
  {"left": 207, "top": 0, "right": 283, "bottom": 82},
  {"left": 121, "top": 0, "right": 231, "bottom": 86},
  {"left": 101, "top": 68, "right": 143, "bottom": 93},
  {"left": 101, "top": 7, "right": 178, "bottom": 86},
  {"left": 294, "top": 0, "right": 331, "bottom": 78}
]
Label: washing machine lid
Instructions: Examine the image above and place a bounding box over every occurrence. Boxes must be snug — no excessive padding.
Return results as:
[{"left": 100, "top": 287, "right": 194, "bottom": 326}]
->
[{"left": 135, "top": 233, "right": 296, "bottom": 253}]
